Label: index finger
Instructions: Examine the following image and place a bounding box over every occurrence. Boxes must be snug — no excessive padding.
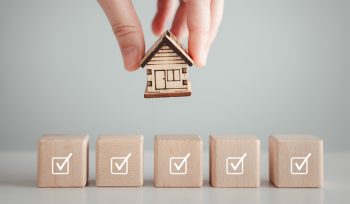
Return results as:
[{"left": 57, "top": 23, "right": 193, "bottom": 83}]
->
[{"left": 185, "top": 0, "right": 211, "bottom": 67}]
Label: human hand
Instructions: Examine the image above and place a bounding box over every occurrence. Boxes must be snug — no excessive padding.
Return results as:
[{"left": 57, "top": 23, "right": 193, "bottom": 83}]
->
[{"left": 98, "top": 0, "right": 224, "bottom": 71}]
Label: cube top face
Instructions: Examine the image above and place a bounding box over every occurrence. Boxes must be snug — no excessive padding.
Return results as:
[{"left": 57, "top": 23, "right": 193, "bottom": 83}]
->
[
  {"left": 210, "top": 135, "right": 260, "bottom": 187},
  {"left": 37, "top": 135, "right": 89, "bottom": 188},
  {"left": 271, "top": 134, "right": 321, "bottom": 142},
  {"left": 155, "top": 134, "right": 201, "bottom": 141},
  {"left": 269, "top": 135, "right": 323, "bottom": 187},
  {"left": 96, "top": 135, "right": 143, "bottom": 187},
  {"left": 97, "top": 135, "right": 144, "bottom": 142},
  {"left": 154, "top": 135, "right": 203, "bottom": 187},
  {"left": 210, "top": 134, "right": 258, "bottom": 141},
  {"left": 40, "top": 135, "right": 89, "bottom": 143}
]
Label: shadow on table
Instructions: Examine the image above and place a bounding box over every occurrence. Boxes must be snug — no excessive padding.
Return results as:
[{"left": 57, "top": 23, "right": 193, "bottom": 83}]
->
[
  {"left": 143, "top": 179, "right": 210, "bottom": 187},
  {"left": 87, "top": 179, "right": 96, "bottom": 186},
  {"left": 0, "top": 178, "right": 276, "bottom": 189},
  {"left": 143, "top": 179, "right": 268, "bottom": 188},
  {"left": 261, "top": 179, "right": 274, "bottom": 187},
  {"left": 144, "top": 179, "right": 153, "bottom": 187},
  {"left": 0, "top": 178, "right": 283, "bottom": 189}
]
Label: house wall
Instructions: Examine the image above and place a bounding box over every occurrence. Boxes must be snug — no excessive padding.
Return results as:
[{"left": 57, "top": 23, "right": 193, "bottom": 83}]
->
[
  {"left": 145, "top": 45, "right": 190, "bottom": 93},
  {"left": 146, "top": 64, "right": 189, "bottom": 93}
]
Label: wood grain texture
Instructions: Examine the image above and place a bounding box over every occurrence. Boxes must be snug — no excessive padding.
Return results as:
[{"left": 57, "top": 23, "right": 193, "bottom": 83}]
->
[
  {"left": 140, "top": 30, "right": 193, "bottom": 67},
  {"left": 141, "top": 30, "right": 193, "bottom": 98},
  {"left": 147, "top": 46, "right": 185, "bottom": 65},
  {"left": 144, "top": 90, "right": 191, "bottom": 98},
  {"left": 154, "top": 135, "right": 202, "bottom": 187},
  {"left": 210, "top": 135, "right": 260, "bottom": 187},
  {"left": 269, "top": 135, "right": 323, "bottom": 187},
  {"left": 37, "top": 134, "right": 89, "bottom": 188},
  {"left": 96, "top": 135, "right": 143, "bottom": 187}
]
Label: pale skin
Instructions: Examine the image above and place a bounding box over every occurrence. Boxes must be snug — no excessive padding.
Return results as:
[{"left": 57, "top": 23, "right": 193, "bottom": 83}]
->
[{"left": 98, "top": 0, "right": 224, "bottom": 71}]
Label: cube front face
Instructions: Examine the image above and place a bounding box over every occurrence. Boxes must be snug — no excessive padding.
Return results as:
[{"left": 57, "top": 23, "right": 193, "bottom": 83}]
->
[
  {"left": 37, "top": 135, "right": 89, "bottom": 187},
  {"left": 154, "top": 135, "right": 203, "bottom": 187},
  {"left": 269, "top": 135, "right": 323, "bottom": 187},
  {"left": 210, "top": 135, "right": 260, "bottom": 187},
  {"left": 96, "top": 135, "right": 143, "bottom": 187}
]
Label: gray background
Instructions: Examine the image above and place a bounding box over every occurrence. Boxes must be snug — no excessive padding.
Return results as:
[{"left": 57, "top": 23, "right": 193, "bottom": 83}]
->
[{"left": 0, "top": 0, "right": 349, "bottom": 151}]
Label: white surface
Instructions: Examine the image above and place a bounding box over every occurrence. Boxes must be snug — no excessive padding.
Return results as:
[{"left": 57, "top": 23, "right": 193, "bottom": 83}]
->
[{"left": 1, "top": 151, "right": 349, "bottom": 204}]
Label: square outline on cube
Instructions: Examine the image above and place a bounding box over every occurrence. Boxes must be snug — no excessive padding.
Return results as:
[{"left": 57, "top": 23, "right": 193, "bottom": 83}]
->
[
  {"left": 290, "top": 156, "right": 309, "bottom": 175},
  {"left": 110, "top": 157, "right": 129, "bottom": 175},
  {"left": 169, "top": 157, "right": 188, "bottom": 175},
  {"left": 51, "top": 157, "right": 70, "bottom": 175},
  {"left": 226, "top": 157, "right": 244, "bottom": 175}
]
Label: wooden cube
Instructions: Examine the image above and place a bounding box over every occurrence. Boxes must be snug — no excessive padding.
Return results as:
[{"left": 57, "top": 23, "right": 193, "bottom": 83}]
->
[
  {"left": 154, "top": 135, "right": 202, "bottom": 187},
  {"left": 269, "top": 135, "right": 323, "bottom": 187},
  {"left": 37, "top": 135, "right": 89, "bottom": 187},
  {"left": 210, "top": 135, "right": 260, "bottom": 187},
  {"left": 96, "top": 135, "right": 143, "bottom": 186}
]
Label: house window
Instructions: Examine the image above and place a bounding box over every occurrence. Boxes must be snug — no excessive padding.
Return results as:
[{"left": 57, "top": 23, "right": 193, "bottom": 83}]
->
[
  {"left": 167, "top": 69, "right": 180, "bottom": 81},
  {"left": 183, "top": 80, "right": 188, "bottom": 85},
  {"left": 182, "top": 68, "right": 187, "bottom": 73},
  {"left": 147, "top": 69, "right": 152, "bottom": 75},
  {"left": 147, "top": 81, "right": 152, "bottom": 87}
]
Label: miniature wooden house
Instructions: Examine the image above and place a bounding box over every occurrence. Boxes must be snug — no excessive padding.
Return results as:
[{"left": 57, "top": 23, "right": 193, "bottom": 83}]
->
[{"left": 140, "top": 31, "right": 194, "bottom": 98}]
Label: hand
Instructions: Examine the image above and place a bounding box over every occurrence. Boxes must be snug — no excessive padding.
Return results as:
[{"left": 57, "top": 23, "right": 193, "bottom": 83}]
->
[{"left": 98, "top": 0, "right": 224, "bottom": 71}]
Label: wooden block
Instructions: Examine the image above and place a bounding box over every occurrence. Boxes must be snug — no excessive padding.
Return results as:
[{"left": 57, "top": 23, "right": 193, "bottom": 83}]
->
[
  {"left": 37, "top": 134, "right": 89, "bottom": 187},
  {"left": 154, "top": 135, "right": 202, "bottom": 187},
  {"left": 210, "top": 135, "right": 260, "bottom": 187},
  {"left": 269, "top": 135, "right": 323, "bottom": 187},
  {"left": 96, "top": 135, "right": 143, "bottom": 187}
]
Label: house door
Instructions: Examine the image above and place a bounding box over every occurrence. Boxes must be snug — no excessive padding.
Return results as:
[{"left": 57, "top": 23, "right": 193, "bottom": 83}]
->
[{"left": 155, "top": 70, "right": 166, "bottom": 90}]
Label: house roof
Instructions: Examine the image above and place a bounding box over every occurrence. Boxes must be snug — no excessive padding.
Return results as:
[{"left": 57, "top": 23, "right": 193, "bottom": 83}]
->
[{"left": 140, "top": 30, "right": 194, "bottom": 67}]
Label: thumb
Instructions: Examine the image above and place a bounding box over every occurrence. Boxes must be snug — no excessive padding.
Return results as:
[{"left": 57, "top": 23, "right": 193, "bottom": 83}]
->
[{"left": 98, "top": 0, "right": 145, "bottom": 71}]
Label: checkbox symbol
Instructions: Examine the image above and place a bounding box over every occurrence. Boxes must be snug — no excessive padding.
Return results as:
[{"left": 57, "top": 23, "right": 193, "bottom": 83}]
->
[
  {"left": 291, "top": 153, "right": 311, "bottom": 175},
  {"left": 52, "top": 153, "right": 72, "bottom": 175},
  {"left": 226, "top": 153, "right": 247, "bottom": 175},
  {"left": 169, "top": 153, "right": 190, "bottom": 175},
  {"left": 110, "top": 153, "right": 131, "bottom": 175}
]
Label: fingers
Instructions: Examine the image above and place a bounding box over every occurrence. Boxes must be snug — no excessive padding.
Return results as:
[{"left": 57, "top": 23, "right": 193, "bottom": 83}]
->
[
  {"left": 170, "top": 2, "right": 188, "bottom": 42},
  {"left": 180, "top": 0, "right": 223, "bottom": 67},
  {"left": 98, "top": 0, "right": 144, "bottom": 71},
  {"left": 152, "top": 0, "right": 178, "bottom": 36},
  {"left": 184, "top": 0, "right": 211, "bottom": 67},
  {"left": 208, "top": 0, "right": 224, "bottom": 47}
]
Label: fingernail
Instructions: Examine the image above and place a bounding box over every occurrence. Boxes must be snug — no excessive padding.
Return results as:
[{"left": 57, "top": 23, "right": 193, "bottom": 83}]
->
[{"left": 121, "top": 46, "right": 138, "bottom": 71}]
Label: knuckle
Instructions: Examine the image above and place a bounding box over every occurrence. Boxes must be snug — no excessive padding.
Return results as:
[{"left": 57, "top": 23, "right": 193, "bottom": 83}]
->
[{"left": 111, "top": 23, "right": 141, "bottom": 39}]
